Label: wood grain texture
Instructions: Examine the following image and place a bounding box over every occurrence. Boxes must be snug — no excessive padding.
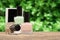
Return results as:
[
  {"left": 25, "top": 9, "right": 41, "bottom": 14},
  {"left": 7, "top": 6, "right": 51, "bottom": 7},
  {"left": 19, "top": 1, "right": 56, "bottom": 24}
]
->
[{"left": 0, "top": 32, "right": 60, "bottom": 40}]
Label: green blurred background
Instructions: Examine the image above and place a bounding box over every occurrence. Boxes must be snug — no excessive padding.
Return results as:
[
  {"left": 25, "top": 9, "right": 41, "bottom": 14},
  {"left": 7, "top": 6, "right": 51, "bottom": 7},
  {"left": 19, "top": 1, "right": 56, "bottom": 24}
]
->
[{"left": 0, "top": 0, "right": 60, "bottom": 32}]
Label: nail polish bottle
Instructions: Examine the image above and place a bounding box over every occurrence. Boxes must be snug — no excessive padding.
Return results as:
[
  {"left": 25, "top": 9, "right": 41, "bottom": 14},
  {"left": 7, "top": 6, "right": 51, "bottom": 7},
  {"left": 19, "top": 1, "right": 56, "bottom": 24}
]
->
[
  {"left": 5, "top": 8, "right": 17, "bottom": 34},
  {"left": 21, "top": 11, "right": 32, "bottom": 34},
  {"left": 13, "top": 6, "right": 24, "bottom": 34}
]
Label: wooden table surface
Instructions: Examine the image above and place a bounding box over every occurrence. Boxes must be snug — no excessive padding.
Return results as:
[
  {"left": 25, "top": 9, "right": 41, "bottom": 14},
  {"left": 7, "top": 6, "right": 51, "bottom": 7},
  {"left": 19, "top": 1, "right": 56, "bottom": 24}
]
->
[{"left": 0, "top": 32, "right": 60, "bottom": 40}]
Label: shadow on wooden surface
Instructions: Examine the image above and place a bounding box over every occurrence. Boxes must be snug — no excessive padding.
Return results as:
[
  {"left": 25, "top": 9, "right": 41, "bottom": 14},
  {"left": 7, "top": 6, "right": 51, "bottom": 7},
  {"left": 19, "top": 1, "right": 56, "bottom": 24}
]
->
[{"left": 0, "top": 32, "right": 60, "bottom": 40}]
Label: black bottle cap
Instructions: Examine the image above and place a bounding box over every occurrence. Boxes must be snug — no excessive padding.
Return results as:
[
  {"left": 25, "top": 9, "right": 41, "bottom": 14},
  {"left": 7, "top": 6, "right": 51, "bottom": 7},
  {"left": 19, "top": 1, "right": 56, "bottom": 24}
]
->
[
  {"left": 17, "top": 6, "right": 22, "bottom": 16},
  {"left": 8, "top": 9, "right": 17, "bottom": 22},
  {"left": 24, "top": 11, "right": 30, "bottom": 22}
]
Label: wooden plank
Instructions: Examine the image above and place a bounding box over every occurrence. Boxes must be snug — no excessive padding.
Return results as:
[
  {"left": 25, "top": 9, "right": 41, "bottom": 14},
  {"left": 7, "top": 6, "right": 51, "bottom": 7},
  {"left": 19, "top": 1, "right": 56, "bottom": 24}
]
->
[{"left": 0, "top": 32, "right": 60, "bottom": 40}]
